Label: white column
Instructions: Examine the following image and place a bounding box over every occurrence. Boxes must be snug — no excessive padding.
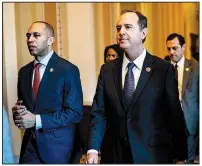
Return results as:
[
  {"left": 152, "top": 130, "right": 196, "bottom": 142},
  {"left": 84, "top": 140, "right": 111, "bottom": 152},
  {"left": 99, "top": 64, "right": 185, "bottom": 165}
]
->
[
  {"left": 3, "top": 3, "right": 21, "bottom": 158},
  {"left": 110, "top": 3, "right": 120, "bottom": 44},
  {"left": 94, "top": 3, "right": 105, "bottom": 77},
  {"left": 66, "top": 3, "right": 97, "bottom": 105},
  {"left": 35, "top": 3, "right": 44, "bottom": 21}
]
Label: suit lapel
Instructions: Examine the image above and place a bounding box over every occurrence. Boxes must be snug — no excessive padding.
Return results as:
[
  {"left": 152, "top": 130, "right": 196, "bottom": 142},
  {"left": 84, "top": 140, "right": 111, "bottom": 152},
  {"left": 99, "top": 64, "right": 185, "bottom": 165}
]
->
[
  {"left": 112, "top": 57, "right": 127, "bottom": 112},
  {"left": 129, "top": 52, "right": 155, "bottom": 109},
  {"left": 182, "top": 59, "right": 191, "bottom": 97},
  {"left": 25, "top": 61, "right": 35, "bottom": 110},
  {"left": 35, "top": 52, "right": 59, "bottom": 102}
]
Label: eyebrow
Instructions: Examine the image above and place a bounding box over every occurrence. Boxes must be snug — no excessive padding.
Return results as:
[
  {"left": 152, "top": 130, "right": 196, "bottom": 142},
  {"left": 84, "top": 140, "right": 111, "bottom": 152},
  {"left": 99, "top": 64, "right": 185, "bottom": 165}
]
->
[
  {"left": 116, "top": 24, "right": 133, "bottom": 27},
  {"left": 167, "top": 46, "right": 178, "bottom": 50},
  {"left": 124, "top": 24, "right": 133, "bottom": 26},
  {"left": 26, "top": 32, "right": 41, "bottom": 35},
  {"left": 167, "top": 46, "right": 178, "bottom": 48}
]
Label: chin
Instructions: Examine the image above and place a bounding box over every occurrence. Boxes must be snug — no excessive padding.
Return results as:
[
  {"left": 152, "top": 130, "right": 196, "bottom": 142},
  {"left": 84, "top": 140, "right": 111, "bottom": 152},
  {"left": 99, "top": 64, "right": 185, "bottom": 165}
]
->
[{"left": 120, "top": 43, "right": 130, "bottom": 49}]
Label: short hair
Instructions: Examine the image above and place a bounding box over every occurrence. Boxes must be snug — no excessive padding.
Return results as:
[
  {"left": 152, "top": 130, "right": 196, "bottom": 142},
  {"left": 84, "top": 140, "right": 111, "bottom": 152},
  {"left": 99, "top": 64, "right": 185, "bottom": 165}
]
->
[
  {"left": 121, "top": 9, "right": 147, "bottom": 42},
  {"left": 166, "top": 33, "right": 185, "bottom": 47},
  {"left": 32, "top": 21, "right": 54, "bottom": 37},
  {"left": 104, "top": 44, "right": 124, "bottom": 63}
]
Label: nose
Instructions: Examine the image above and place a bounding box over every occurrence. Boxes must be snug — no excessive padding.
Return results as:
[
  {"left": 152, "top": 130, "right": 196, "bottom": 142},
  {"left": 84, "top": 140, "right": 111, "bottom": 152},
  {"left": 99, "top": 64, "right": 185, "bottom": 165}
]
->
[
  {"left": 117, "top": 27, "right": 126, "bottom": 38},
  {"left": 27, "top": 35, "right": 35, "bottom": 43},
  {"left": 109, "top": 56, "right": 115, "bottom": 61},
  {"left": 168, "top": 48, "right": 175, "bottom": 55},
  {"left": 120, "top": 27, "right": 126, "bottom": 35},
  {"left": 169, "top": 49, "right": 175, "bottom": 55}
]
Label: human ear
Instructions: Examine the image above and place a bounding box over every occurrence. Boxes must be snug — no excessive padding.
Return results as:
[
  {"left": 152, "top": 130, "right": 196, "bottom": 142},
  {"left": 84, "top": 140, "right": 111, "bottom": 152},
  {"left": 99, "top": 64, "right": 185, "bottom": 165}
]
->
[
  {"left": 142, "top": 28, "right": 148, "bottom": 40},
  {"left": 48, "top": 37, "right": 55, "bottom": 46}
]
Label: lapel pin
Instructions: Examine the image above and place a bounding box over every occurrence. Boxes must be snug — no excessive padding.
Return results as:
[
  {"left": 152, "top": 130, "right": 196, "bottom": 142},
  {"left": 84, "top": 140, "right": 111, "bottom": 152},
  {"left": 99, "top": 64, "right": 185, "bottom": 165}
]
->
[
  {"left": 146, "top": 67, "right": 151, "bottom": 72},
  {"left": 50, "top": 68, "right": 54, "bottom": 72},
  {"left": 185, "top": 67, "right": 190, "bottom": 72}
]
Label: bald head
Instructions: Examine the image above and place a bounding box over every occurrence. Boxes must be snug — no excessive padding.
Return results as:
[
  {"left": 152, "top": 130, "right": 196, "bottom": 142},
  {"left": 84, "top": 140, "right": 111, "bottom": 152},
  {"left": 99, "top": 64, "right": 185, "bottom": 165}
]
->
[{"left": 31, "top": 21, "right": 54, "bottom": 37}]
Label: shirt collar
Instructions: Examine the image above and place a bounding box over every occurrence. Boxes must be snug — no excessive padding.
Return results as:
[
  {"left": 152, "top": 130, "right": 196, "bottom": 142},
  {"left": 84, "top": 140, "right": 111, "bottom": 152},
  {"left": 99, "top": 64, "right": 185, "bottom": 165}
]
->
[
  {"left": 34, "top": 50, "right": 54, "bottom": 67},
  {"left": 171, "top": 55, "right": 185, "bottom": 68},
  {"left": 122, "top": 49, "right": 146, "bottom": 71}
]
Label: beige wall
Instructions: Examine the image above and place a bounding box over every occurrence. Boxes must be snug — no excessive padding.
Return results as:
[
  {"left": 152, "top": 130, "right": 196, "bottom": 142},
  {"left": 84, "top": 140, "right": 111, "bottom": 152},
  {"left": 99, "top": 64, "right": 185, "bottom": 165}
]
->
[
  {"left": 3, "top": 2, "right": 199, "bottom": 158},
  {"left": 3, "top": 3, "right": 22, "bottom": 157},
  {"left": 65, "top": 3, "right": 97, "bottom": 104}
]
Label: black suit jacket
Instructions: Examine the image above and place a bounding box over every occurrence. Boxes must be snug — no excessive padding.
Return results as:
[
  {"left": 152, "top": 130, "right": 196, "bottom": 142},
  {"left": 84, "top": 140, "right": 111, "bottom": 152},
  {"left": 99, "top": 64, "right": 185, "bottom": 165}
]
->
[
  {"left": 18, "top": 52, "right": 83, "bottom": 163},
  {"left": 88, "top": 52, "right": 187, "bottom": 163}
]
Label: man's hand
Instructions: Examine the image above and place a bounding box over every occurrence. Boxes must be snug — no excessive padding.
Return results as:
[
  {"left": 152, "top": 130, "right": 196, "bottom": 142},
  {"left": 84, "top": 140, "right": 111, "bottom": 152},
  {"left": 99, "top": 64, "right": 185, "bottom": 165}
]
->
[
  {"left": 12, "top": 100, "right": 27, "bottom": 116},
  {"left": 87, "top": 152, "right": 98, "bottom": 164},
  {"left": 176, "top": 160, "right": 185, "bottom": 164},
  {"left": 12, "top": 100, "right": 35, "bottom": 130}
]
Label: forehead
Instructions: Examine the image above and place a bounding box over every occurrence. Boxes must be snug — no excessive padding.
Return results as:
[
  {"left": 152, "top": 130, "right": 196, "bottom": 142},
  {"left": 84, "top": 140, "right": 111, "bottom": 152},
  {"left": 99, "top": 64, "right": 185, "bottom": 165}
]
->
[
  {"left": 28, "top": 23, "right": 46, "bottom": 33},
  {"left": 107, "top": 48, "right": 117, "bottom": 54},
  {"left": 167, "top": 37, "right": 180, "bottom": 47},
  {"left": 117, "top": 12, "right": 139, "bottom": 25}
]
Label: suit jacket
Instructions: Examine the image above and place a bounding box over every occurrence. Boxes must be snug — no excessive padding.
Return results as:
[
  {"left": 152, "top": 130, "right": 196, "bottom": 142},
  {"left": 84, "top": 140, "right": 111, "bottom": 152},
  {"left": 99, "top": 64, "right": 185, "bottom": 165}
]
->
[
  {"left": 181, "top": 58, "right": 199, "bottom": 135},
  {"left": 88, "top": 52, "right": 187, "bottom": 164},
  {"left": 18, "top": 52, "right": 83, "bottom": 164}
]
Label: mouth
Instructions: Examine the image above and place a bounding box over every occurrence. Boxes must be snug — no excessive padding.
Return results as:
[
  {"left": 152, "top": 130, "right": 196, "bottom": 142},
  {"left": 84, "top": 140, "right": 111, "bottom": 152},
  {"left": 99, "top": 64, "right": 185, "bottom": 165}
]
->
[
  {"left": 119, "top": 39, "right": 128, "bottom": 43},
  {"left": 28, "top": 45, "right": 37, "bottom": 50}
]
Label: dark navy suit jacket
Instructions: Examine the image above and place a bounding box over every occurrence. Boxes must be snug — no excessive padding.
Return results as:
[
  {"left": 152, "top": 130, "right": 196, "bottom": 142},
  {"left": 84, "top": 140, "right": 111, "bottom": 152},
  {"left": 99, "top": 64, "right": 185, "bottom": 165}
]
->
[
  {"left": 88, "top": 52, "right": 187, "bottom": 163},
  {"left": 18, "top": 52, "right": 83, "bottom": 163}
]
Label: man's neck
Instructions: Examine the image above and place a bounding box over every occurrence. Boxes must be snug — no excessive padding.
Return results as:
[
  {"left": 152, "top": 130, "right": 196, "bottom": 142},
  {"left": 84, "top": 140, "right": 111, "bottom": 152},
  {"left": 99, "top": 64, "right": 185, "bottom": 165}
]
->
[
  {"left": 125, "top": 46, "right": 144, "bottom": 62},
  {"left": 35, "top": 50, "right": 53, "bottom": 62}
]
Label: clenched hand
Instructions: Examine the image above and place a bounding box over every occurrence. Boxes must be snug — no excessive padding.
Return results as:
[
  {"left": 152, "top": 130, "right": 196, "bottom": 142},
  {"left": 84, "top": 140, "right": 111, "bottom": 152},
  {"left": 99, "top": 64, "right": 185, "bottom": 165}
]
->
[{"left": 12, "top": 100, "right": 36, "bottom": 130}]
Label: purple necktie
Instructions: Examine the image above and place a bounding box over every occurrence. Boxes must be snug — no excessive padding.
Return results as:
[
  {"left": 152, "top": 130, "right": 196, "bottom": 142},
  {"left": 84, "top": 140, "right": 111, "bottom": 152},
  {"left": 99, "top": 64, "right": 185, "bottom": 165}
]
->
[{"left": 124, "top": 62, "right": 135, "bottom": 108}]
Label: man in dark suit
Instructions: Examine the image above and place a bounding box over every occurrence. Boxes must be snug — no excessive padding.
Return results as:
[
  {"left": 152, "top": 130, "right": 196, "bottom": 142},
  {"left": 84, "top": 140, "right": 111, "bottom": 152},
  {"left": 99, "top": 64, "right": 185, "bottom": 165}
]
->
[
  {"left": 166, "top": 33, "right": 199, "bottom": 164},
  {"left": 87, "top": 9, "right": 187, "bottom": 164},
  {"left": 12, "top": 21, "right": 83, "bottom": 164}
]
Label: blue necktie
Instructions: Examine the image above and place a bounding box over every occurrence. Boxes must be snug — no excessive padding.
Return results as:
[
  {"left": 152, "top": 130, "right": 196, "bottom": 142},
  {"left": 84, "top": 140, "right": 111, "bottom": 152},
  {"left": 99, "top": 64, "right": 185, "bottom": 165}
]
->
[{"left": 124, "top": 62, "right": 135, "bottom": 108}]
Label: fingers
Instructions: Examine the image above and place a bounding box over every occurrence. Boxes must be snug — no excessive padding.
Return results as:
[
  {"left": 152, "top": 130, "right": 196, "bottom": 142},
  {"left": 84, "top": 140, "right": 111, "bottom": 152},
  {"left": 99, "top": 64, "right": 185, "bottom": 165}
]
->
[
  {"left": 14, "top": 115, "right": 23, "bottom": 120},
  {"left": 16, "top": 123, "right": 25, "bottom": 130},
  {"left": 87, "top": 154, "right": 98, "bottom": 164},
  {"left": 12, "top": 100, "right": 26, "bottom": 113},
  {"left": 14, "top": 119, "right": 23, "bottom": 124},
  {"left": 13, "top": 110, "right": 27, "bottom": 125},
  {"left": 17, "top": 109, "right": 28, "bottom": 116},
  {"left": 12, "top": 105, "right": 26, "bottom": 111},
  {"left": 14, "top": 120, "right": 26, "bottom": 130},
  {"left": 87, "top": 158, "right": 98, "bottom": 164},
  {"left": 17, "top": 100, "right": 23, "bottom": 105},
  {"left": 12, "top": 107, "right": 27, "bottom": 115}
]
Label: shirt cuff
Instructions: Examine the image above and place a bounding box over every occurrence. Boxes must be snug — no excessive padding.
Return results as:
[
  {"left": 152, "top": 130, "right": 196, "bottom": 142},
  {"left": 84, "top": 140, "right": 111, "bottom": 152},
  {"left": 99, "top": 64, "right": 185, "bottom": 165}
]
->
[
  {"left": 87, "top": 149, "right": 98, "bottom": 154},
  {"left": 35, "top": 114, "right": 42, "bottom": 130}
]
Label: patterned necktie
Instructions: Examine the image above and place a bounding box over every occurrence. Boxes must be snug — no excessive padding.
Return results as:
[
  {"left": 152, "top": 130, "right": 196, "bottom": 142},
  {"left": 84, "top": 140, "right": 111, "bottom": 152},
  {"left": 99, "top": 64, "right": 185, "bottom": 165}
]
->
[
  {"left": 33, "top": 63, "right": 42, "bottom": 100},
  {"left": 174, "top": 63, "right": 178, "bottom": 83},
  {"left": 124, "top": 62, "right": 135, "bottom": 108}
]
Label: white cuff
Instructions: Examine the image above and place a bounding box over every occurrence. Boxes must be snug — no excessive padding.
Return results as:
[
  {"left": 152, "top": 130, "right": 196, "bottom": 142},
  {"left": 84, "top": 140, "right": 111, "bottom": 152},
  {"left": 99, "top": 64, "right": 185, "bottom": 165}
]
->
[
  {"left": 87, "top": 149, "right": 98, "bottom": 154},
  {"left": 35, "top": 114, "right": 42, "bottom": 130}
]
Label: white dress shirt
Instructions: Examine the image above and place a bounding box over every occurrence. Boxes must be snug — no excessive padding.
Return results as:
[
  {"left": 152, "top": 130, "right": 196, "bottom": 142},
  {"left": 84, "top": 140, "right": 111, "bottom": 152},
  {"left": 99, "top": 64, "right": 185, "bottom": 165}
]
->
[
  {"left": 33, "top": 50, "right": 53, "bottom": 130},
  {"left": 122, "top": 49, "right": 146, "bottom": 90},
  {"left": 171, "top": 56, "right": 184, "bottom": 102},
  {"left": 87, "top": 49, "right": 147, "bottom": 155}
]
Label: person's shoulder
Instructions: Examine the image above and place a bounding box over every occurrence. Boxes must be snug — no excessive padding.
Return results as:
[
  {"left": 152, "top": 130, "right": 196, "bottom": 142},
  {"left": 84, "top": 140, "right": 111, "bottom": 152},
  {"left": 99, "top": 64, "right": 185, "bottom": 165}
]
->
[
  {"left": 189, "top": 57, "right": 199, "bottom": 66},
  {"left": 101, "top": 58, "right": 121, "bottom": 71},
  {"left": 187, "top": 57, "right": 199, "bottom": 72},
  {"left": 149, "top": 54, "right": 171, "bottom": 68},
  {"left": 19, "top": 61, "right": 34, "bottom": 73},
  {"left": 55, "top": 54, "right": 79, "bottom": 71}
]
